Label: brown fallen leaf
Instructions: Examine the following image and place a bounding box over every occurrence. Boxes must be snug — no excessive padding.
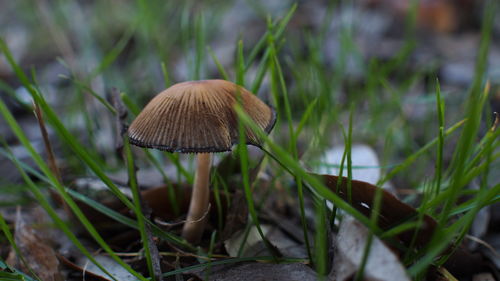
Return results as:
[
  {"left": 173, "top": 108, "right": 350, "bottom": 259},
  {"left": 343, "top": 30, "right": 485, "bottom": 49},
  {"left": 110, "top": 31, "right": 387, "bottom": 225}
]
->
[
  {"left": 71, "top": 181, "right": 188, "bottom": 240},
  {"left": 315, "top": 173, "right": 437, "bottom": 249},
  {"left": 140, "top": 183, "right": 192, "bottom": 221},
  {"left": 6, "top": 208, "right": 63, "bottom": 281},
  {"left": 74, "top": 181, "right": 233, "bottom": 246}
]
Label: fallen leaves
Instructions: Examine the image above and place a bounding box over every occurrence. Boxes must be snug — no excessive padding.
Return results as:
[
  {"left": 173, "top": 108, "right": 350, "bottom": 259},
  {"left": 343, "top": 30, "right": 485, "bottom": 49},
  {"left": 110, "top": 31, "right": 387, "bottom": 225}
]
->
[
  {"left": 6, "top": 208, "right": 63, "bottom": 281},
  {"left": 188, "top": 262, "right": 317, "bottom": 281},
  {"left": 317, "top": 173, "right": 438, "bottom": 249},
  {"left": 79, "top": 255, "right": 140, "bottom": 281},
  {"left": 330, "top": 216, "right": 411, "bottom": 281}
]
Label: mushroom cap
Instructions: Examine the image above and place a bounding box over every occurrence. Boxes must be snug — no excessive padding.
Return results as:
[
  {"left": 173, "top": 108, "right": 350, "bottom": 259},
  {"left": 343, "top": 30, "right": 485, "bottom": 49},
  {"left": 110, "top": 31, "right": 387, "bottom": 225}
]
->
[{"left": 128, "top": 80, "right": 276, "bottom": 153}]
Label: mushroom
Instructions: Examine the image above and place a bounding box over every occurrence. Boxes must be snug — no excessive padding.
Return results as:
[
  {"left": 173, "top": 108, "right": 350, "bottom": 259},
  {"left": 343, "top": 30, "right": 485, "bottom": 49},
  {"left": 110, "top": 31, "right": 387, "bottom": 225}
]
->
[{"left": 128, "top": 79, "right": 276, "bottom": 243}]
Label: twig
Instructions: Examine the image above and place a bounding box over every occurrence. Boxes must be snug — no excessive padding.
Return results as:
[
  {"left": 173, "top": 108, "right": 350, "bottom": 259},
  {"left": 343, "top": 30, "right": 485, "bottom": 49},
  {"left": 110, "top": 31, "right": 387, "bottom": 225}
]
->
[
  {"left": 108, "top": 251, "right": 229, "bottom": 261},
  {"left": 155, "top": 203, "right": 211, "bottom": 227},
  {"left": 466, "top": 235, "right": 500, "bottom": 258},
  {"left": 33, "top": 101, "right": 70, "bottom": 215},
  {"left": 33, "top": 102, "right": 62, "bottom": 182},
  {"left": 109, "top": 88, "right": 163, "bottom": 280},
  {"left": 107, "top": 87, "right": 127, "bottom": 158}
]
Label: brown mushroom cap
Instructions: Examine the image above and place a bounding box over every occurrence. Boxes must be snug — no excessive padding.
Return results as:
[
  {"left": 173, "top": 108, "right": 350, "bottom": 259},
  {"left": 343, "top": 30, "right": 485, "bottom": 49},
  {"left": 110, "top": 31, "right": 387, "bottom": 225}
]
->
[{"left": 128, "top": 80, "right": 276, "bottom": 153}]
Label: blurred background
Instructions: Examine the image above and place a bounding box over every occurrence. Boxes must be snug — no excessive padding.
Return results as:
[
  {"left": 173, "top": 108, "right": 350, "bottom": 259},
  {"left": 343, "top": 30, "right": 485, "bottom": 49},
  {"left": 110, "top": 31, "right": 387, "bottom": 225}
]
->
[{"left": 0, "top": 0, "right": 499, "bottom": 200}]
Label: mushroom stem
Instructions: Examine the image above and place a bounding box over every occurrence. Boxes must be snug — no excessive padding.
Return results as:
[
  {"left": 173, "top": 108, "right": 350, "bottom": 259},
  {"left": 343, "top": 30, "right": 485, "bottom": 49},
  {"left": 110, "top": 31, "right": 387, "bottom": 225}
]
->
[{"left": 182, "top": 153, "right": 212, "bottom": 243}]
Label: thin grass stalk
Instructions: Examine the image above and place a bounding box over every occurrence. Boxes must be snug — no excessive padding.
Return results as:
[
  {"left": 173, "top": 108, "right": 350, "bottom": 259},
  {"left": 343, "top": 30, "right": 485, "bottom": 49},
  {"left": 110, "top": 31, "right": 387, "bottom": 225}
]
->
[
  {"left": 124, "top": 139, "right": 158, "bottom": 280},
  {"left": 207, "top": 46, "right": 230, "bottom": 81},
  {"left": 294, "top": 99, "right": 318, "bottom": 140},
  {"left": 89, "top": 22, "right": 137, "bottom": 79},
  {"left": 314, "top": 199, "right": 328, "bottom": 279},
  {"left": 330, "top": 127, "right": 348, "bottom": 228},
  {"left": 204, "top": 231, "right": 218, "bottom": 280},
  {"left": 250, "top": 7, "right": 296, "bottom": 94},
  {"left": 380, "top": 221, "right": 422, "bottom": 239},
  {"left": 161, "top": 61, "right": 172, "bottom": 88},
  {"left": 234, "top": 105, "right": 376, "bottom": 229},
  {"left": 424, "top": 142, "right": 499, "bottom": 212},
  {"left": 59, "top": 76, "right": 117, "bottom": 114},
  {"left": 120, "top": 92, "right": 141, "bottom": 115},
  {"left": 64, "top": 186, "right": 191, "bottom": 248},
  {"left": 439, "top": 0, "right": 496, "bottom": 224},
  {"left": 0, "top": 261, "right": 38, "bottom": 281},
  {"left": 0, "top": 80, "right": 30, "bottom": 109},
  {"left": 236, "top": 108, "right": 279, "bottom": 261},
  {"left": 0, "top": 39, "right": 136, "bottom": 210},
  {"left": 346, "top": 105, "right": 354, "bottom": 204},
  {"left": 435, "top": 119, "right": 498, "bottom": 268},
  {"left": 245, "top": 4, "right": 297, "bottom": 70},
  {"left": 0, "top": 98, "right": 148, "bottom": 281},
  {"left": 267, "top": 22, "right": 281, "bottom": 121},
  {"left": 270, "top": 45, "right": 313, "bottom": 263},
  {"left": 402, "top": 181, "right": 434, "bottom": 265},
  {"left": 409, "top": 192, "right": 493, "bottom": 276},
  {"left": 349, "top": 102, "right": 382, "bottom": 281},
  {"left": 353, "top": 214, "right": 376, "bottom": 281},
  {"left": 33, "top": 102, "right": 67, "bottom": 210},
  {"left": 237, "top": 222, "right": 253, "bottom": 257},
  {"left": 439, "top": 87, "right": 489, "bottom": 223},
  {"left": 1, "top": 144, "right": 118, "bottom": 281},
  {"left": 410, "top": 2, "right": 496, "bottom": 275},
  {"left": 378, "top": 119, "right": 466, "bottom": 185},
  {"left": 194, "top": 11, "right": 205, "bottom": 81},
  {"left": 211, "top": 174, "right": 224, "bottom": 235},
  {"left": 434, "top": 79, "right": 445, "bottom": 197},
  {"left": 236, "top": 40, "right": 245, "bottom": 86}
]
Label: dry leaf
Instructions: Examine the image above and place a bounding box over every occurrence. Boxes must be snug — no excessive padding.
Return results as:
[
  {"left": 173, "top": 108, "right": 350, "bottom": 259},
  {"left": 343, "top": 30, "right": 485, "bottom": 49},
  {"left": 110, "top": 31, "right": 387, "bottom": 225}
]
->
[
  {"left": 316, "top": 173, "right": 437, "bottom": 249},
  {"left": 78, "top": 255, "right": 140, "bottom": 281},
  {"left": 8, "top": 208, "right": 63, "bottom": 281},
  {"left": 224, "top": 225, "right": 271, "bottom": 257},
  {"left": 140, "top": 184, "right": 192, "bottom": 221},
  {"left": 330, "top": 216, "right": 410, "bottom": 281},
  {"left": 188, "top": 262, "right": 317, "bottom": 281}
]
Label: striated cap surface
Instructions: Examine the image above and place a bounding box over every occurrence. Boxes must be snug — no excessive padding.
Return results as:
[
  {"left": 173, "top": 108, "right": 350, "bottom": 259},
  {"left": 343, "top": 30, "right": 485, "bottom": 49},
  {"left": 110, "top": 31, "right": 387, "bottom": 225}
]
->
[{"left": 128, "top": 80, "right": 276, "bottom": 153}]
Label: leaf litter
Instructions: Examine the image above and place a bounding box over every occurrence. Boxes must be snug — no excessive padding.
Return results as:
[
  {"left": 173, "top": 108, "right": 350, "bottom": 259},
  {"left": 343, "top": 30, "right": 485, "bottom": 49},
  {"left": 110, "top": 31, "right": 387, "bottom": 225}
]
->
[
  {"left": 6, "top": 207, "right": 63, "bottom": 281},
  {"left": 1, "top": 0, "right": 499, "bottom": 280},
  {"left": 330, "top": 216, "right": 411, "bottom": 281}
]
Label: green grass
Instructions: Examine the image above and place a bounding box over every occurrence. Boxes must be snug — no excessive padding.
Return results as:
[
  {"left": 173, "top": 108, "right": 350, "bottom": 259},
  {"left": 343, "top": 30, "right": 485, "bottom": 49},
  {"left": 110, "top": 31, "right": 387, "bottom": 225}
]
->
[{"left": 0, "top": 0, "right": 499, "bottom": 280}]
